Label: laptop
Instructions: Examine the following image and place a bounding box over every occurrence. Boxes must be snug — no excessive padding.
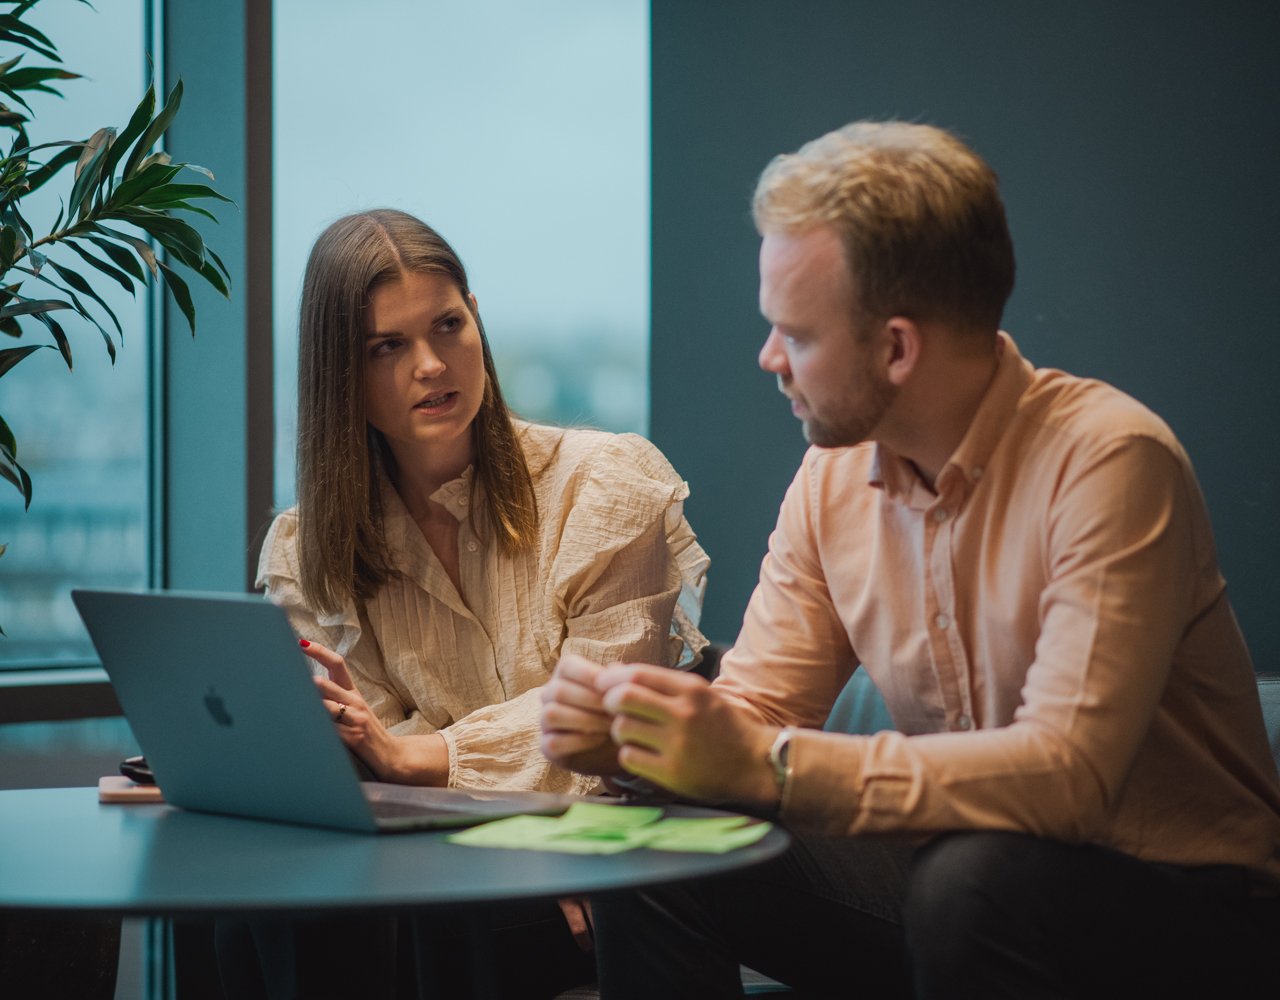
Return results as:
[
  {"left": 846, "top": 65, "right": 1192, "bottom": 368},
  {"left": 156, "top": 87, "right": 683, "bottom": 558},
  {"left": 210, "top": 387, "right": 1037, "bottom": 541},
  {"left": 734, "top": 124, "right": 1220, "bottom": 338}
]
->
[{"left": 71, "top": 588, "right": 582, "bottom": 833}]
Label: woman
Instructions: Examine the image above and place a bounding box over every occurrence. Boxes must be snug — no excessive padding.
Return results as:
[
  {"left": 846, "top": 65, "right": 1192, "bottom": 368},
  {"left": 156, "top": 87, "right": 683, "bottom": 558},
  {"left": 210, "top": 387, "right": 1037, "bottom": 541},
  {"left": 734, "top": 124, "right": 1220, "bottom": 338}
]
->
[
  {"left": 259, "top": 209, "right": 708, "bottom": 795},
  {"left": 221, "top": 210, "right": 708, "bottom": 999}
]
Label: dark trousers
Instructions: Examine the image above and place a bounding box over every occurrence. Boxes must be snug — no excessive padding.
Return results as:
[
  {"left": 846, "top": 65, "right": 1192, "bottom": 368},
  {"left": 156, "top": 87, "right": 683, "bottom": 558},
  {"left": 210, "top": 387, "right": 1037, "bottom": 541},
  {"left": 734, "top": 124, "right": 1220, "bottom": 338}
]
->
[
  {"left": 592, "top": 831, "right": 1280, "bottom": 1000},
  {"left": 214, "top": 900, "right": 594, "bottom": 1000}
]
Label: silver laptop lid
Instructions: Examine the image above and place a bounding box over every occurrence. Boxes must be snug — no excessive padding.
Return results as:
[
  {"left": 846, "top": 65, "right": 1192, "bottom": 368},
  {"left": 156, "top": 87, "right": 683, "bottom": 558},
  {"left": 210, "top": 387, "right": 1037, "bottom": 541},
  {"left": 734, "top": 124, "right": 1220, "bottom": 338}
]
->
[{"left": 72, "top": 588, "right": 382, "bottom": 832}]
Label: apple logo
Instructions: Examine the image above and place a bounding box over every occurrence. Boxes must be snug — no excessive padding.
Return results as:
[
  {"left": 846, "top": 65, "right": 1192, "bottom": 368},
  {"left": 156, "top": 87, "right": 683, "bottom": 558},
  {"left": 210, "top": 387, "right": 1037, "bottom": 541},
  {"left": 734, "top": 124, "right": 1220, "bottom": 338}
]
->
[{"left": 204, "top": 686, "right": 234, "bottom": 727}]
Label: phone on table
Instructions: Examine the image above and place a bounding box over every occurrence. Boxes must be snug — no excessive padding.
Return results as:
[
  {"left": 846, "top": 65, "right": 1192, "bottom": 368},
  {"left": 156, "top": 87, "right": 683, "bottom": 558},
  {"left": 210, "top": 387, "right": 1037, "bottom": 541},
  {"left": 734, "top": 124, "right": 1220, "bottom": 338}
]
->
[{"left": 119, "top": 754, "right": 156, "bottom": 785}]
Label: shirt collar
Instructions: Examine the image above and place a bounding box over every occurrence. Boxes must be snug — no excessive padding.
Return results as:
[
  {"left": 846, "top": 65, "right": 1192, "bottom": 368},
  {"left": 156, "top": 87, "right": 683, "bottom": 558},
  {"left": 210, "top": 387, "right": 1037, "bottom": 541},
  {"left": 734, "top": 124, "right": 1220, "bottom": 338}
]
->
[
  {"left": 869, "top": 331, "right": 1034, "bottom": 504},
  {"left": 380, "top": 465, "right": 475, "bottom": 523}
]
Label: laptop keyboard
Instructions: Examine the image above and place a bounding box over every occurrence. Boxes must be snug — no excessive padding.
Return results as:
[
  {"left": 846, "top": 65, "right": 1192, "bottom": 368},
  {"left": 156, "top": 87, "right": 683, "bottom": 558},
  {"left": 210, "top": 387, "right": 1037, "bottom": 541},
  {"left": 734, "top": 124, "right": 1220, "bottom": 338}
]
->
[{"left": 369, "top": 798, "right": 457, "bottom": 819}]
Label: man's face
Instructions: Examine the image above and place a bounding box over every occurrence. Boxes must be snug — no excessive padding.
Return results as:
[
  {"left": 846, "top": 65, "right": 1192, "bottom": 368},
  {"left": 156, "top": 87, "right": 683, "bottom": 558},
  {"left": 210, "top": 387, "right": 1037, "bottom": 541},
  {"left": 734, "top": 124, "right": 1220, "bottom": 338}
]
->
[{"left": 757, "top": 226, "right": 896, "bottom": 448}]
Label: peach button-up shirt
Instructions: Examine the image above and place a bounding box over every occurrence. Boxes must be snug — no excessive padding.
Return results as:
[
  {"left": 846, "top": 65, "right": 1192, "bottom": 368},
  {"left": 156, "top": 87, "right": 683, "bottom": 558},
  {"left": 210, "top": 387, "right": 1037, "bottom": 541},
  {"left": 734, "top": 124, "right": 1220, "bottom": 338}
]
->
[
  {"left": 259, "top": 421, "right": 709, "bottom": 795},
  {"left": 716, "top": 334, "right": 1280, "bottom": 884}
]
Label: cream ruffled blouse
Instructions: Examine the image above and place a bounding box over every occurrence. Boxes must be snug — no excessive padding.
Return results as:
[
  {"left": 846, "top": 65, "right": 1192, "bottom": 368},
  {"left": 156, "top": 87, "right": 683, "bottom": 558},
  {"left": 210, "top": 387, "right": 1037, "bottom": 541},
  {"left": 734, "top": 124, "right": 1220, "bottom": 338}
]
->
[{"left": 257, "top": 421, "right": 709, "bottom": 794}]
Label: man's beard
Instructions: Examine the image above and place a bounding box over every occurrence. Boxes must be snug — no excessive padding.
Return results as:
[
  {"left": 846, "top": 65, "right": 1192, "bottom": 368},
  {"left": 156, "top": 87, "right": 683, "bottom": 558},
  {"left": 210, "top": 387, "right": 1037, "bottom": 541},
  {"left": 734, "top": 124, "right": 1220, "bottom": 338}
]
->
[{"left": 800, "top": 364, "right": 897, "bottom": 448}]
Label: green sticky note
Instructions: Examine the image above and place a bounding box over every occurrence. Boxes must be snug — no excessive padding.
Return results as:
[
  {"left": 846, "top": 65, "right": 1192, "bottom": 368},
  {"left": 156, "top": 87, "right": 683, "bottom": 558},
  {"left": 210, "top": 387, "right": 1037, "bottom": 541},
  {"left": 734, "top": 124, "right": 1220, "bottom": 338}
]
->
[
  {"left": 645, "top": 820, "right": 772, "bottom": 854},
  {"left": 638, "top": 816, "right": 751, "bottom": 836},
  {"left": 555, "top": 802, "right": 664, "bottom": 831},
  {"left": 446, "top": 815, "right": 562, "bottom": 848},
  {"left": 447, "top": 804, "right": 771, "bottom": 856}
]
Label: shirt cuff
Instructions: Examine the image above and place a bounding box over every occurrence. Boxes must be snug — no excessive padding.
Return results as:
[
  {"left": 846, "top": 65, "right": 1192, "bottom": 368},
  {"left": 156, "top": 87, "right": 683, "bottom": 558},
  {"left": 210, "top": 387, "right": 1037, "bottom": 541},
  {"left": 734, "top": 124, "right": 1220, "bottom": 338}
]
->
[{"left": 782, "top": 728, "right": 869, "bottom": 833}]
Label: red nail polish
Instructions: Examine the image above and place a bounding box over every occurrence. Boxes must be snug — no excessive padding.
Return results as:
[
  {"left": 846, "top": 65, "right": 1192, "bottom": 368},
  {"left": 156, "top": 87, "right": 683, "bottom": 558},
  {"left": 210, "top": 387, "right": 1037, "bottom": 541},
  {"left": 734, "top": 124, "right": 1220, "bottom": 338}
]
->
[{"left": 299, "top": 639, "right": 311, "bottom": 648}]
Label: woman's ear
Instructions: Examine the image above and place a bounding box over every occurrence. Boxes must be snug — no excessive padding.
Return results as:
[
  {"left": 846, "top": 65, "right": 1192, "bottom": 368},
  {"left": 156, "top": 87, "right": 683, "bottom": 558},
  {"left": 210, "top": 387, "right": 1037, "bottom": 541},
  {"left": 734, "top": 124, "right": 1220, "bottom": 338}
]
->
[
  {"left": 468, "top": 291, "right": 479, "bottom": 314},
  {"left": 882, "top": 316, "right": 922, "bottom": 387}
]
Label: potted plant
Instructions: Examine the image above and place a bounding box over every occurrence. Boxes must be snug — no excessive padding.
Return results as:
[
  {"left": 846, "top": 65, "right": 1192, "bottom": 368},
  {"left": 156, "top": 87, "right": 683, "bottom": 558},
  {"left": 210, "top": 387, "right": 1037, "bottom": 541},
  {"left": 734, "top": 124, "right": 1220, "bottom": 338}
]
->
[{"left": 0, "top": 0, "right": 232, "bottom": 613}]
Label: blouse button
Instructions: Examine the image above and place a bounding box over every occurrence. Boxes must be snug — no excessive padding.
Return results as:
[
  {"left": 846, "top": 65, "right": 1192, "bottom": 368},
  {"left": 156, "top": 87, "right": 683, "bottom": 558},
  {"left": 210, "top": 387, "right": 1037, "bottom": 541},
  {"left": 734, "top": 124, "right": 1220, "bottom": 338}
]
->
[
  {"left": 932, "top": 508, "right": 948, "bottom": 523},
  {"left": 934, "top": 613, "right": 950, "bottom": 630},
  {"left": 466, "top": 540, "right": 478, "bottom": 553},
  {"left": 956, "top": 714, "right": 972, "bottom": 731},
  {"left": 457, "top": 495, "right": 469, "bottom": 506}
]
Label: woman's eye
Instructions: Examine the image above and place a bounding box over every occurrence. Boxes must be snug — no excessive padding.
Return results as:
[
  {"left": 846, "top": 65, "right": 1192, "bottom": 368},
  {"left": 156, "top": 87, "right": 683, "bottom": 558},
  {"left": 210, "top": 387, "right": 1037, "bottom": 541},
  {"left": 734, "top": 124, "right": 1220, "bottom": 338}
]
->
[
  {"left": 438, "top": 316, "right": 462, "bottom": 334},
  {"left": 369, "top": 338, "right": 400, "bottom": 357}
]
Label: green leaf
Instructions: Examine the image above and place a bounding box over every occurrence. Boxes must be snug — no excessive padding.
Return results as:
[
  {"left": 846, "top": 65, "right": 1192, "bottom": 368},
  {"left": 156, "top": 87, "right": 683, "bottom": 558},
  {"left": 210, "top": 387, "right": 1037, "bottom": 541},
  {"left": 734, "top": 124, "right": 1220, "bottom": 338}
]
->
[
  {"left": 2, "top": 66, "right": 80, "bottom": 93},
  {"left": 207, "top": 246, "right": 231, "bottom": 283},
  {"left": 0, "top": 198, "right": 32, "bottom": 242},
  {"left": 197, "top": 254, "right": 229, "bottom": 298},
  {"left": 7, "top": 137, "right": 81, "bottom": 159},
  {"left": 0, "top": 431, "right": 33, "bottom": 508},
  {"left": 0, "top": 16, "right": 60, "bottom": 62},
  {"left": 138, "top": 182, "right": 234, "bottom": 207},
  {"left": 69, "top": 127, "right": 113, "bottom": 221},
  {"left": 101, "top": 84, "right": 155, "bottom": 180},
  {"left": 0, "top": 31, "right": 57, "bottom": 64},
  {"left": 117, "top": 209, "right": 205, "bottom": 269},
  {"left": 83, "top": 234, "right": 145, "bottom": 282},
  {"left": 46, "top": 257, "right": 124, "bottom": 344},
  {"left": 0, "top": 410, "right": 16, "bottom": 453},
  {"left": 122, "top": 79, "right": 183, "bottom": 180},
  {"left": 0, "top": 296, "right": 72, "bottom": 318},
  {"left": 63, "top": 238, "right": 136, "bottom": 294},
  {"left": 138, "top": 199, "right": 219, "bottom": 223},
  {"left": 158, "top": 260, "right": 196, "bottom": 334},
  {"left": 0, "top": 81, "right": 34, "bottom": 113},
  {"left": 102, "top": 160, "right": 181, "bottom": 211},
  {"left": 0, "top": 343, "right": 46, "bottom": 378},
  {"left": 181, "top": 162, "right": 216, "bottom": 182},
  {"left": 29, "top": 308, "right": 72, "bottom": 369},
  {"left": 91, "top": 224, "right": 158, "bottom": 277},
  {"left": 0, "top": 224, "right": 15, "bottom": 268}
]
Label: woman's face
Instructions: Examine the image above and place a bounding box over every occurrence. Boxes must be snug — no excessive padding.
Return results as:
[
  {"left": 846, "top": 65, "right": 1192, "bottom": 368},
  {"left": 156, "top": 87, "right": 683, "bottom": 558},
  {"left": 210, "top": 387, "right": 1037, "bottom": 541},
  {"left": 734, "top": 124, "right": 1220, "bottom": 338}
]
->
[{"left": 362, "top": 269, "right": 487, "bottom": 471}]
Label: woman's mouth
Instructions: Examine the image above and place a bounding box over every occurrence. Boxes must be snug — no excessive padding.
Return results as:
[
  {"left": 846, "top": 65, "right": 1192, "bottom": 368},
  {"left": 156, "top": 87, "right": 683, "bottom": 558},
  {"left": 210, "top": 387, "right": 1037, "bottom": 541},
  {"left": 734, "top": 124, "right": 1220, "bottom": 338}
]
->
[{"left": 414, "top": 391, "right": 458, "bottom": 414}]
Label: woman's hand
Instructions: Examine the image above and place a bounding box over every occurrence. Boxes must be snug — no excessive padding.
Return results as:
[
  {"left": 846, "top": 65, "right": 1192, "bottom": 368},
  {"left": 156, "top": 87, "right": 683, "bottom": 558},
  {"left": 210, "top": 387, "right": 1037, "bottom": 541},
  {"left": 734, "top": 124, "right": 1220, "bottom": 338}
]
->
[{"left": 299, "top": 639, "right": 447, "bottom": 785}]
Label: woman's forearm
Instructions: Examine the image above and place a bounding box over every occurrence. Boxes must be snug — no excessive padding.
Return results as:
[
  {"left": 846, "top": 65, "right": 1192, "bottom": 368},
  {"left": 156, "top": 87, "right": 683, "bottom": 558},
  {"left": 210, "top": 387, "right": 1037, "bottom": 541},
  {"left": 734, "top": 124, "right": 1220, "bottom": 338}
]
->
[{"left": 373, "top": 732, "right": 450, "bottom": 786}]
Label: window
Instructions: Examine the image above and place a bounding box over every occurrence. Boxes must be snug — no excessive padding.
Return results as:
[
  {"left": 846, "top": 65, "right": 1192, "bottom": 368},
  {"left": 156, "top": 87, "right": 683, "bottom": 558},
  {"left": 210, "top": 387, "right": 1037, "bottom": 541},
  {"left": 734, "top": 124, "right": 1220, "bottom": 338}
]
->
[
  {"left": 0, "top": 0, "right": 151, "bottom": 668},
  {"left": 272, "top": 0, "right": 650, "bottom": 508}
]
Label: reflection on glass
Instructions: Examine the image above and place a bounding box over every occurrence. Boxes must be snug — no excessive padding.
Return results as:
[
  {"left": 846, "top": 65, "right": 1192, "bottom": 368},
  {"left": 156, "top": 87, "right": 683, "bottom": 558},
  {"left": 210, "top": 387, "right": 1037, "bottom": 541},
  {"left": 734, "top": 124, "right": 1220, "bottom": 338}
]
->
[
  {"left": 0, "top": 2, "right": 148, "bottom": 667},
  {"left": 273, "top": 0, "right": 650, "bottom": 509}
]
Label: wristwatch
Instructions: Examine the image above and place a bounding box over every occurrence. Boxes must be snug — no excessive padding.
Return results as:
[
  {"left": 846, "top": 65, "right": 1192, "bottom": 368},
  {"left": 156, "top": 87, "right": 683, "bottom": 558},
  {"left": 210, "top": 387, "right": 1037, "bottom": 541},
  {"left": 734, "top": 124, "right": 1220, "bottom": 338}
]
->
[{"left": 767, "top": 726, "right": 796, "bottom": 814}]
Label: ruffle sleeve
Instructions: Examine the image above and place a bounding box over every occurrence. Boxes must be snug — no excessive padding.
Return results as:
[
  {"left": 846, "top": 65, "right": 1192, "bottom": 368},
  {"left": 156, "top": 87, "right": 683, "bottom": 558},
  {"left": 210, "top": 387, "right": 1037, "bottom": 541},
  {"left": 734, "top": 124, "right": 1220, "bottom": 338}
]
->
[{"left": 544, "top": 431, "right": 709, "bottom": 669}]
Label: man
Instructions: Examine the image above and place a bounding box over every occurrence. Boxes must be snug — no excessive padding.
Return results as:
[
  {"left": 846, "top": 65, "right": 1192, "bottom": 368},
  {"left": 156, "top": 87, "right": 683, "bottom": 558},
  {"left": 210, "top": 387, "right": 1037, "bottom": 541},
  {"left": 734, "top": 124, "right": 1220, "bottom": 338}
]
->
[{"left": 540, "top": 121, "right": 1280, "bottom": 998}]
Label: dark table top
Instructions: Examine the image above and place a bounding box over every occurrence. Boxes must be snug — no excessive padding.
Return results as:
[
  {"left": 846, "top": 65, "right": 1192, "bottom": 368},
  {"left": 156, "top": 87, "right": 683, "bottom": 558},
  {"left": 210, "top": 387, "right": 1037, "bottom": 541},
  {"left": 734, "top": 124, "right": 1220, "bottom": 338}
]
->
[{"left": 0, "top": 787, "right": 790, "bottom": 917}]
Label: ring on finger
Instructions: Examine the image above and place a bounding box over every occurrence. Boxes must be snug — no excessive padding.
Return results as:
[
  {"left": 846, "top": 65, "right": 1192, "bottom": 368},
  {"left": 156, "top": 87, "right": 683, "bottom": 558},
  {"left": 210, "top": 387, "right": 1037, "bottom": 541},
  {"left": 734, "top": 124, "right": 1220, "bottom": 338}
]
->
[{"left": 335, "top": 703, "right": 348, "bottom": 724}]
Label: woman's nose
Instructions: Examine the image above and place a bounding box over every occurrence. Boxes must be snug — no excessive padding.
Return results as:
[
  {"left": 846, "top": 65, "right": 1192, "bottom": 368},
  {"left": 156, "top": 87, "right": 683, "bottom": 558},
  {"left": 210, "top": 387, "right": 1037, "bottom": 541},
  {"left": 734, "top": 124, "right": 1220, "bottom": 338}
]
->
[{"left": 413, "top": 342, "right": 446, "bottom": 379}]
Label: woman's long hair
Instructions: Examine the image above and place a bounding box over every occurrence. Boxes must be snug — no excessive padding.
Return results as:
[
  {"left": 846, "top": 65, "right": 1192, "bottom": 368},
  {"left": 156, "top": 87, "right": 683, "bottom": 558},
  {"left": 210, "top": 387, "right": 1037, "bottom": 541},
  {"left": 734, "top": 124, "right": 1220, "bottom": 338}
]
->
[{"left": 295, "top": 209, "right": 537, "bottom": 614}]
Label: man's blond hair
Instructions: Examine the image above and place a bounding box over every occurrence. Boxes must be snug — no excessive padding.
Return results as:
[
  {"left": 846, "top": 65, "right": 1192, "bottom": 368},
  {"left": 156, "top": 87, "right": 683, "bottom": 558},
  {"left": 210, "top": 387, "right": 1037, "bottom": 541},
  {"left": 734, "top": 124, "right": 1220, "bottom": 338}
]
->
[{"left": 753, "top": 121, "right": 1015, "bottom": 335}]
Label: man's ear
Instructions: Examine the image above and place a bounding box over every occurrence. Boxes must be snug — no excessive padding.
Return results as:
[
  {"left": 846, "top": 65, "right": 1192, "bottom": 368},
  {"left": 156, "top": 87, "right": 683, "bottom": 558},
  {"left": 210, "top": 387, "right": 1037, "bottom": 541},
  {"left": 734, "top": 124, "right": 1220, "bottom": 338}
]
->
[{"left": 881, "top": 316, "right": 922, "bottom": 387}]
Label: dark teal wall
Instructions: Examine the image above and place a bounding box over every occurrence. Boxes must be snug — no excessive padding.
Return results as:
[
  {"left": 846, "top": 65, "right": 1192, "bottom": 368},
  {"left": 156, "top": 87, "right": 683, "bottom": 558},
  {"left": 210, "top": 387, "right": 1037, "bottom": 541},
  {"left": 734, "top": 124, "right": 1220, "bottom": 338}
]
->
[{"left": 650, "top": 1, "right": 1280, "bottom": 669}]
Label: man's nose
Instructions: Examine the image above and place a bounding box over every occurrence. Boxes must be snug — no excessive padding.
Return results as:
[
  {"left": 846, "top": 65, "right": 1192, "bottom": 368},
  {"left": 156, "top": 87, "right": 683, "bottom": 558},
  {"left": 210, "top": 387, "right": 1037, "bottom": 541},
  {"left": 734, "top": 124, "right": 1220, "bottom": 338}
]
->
[{"left": 758, "top": 327, "right": 788, "bottom": 377}]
